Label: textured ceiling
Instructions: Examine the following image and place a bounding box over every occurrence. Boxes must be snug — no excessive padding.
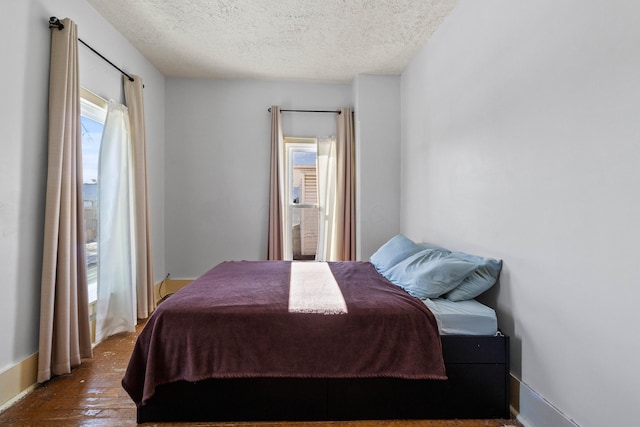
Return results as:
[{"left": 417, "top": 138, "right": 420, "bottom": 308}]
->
[{"left": 86, "top": 0, "right": 458, "bottom": 83}]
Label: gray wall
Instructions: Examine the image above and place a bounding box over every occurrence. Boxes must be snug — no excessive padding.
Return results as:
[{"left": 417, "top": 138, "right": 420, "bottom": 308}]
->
[
  {"left": 164, "top": 76, "right": 402, "bottom": 277},
  {"left": 0, "top": 0, "right": 165, "bottom": 374},
  {"left": 401, "top": 1, "right": 640, "bottom": 426},
  {"left": 164, "top": 79, "right": 353, "bottom": 277},
  {"left": 353, "top": 74, "right": 402, "bottom": 260},
  {"left": 164, "top": 76, "right": 404, "bottom": 277}
]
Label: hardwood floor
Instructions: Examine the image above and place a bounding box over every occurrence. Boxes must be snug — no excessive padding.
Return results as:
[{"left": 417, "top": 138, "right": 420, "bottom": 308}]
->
[{"left": 0, "top": 323, "right": 522, "bottom": 427}]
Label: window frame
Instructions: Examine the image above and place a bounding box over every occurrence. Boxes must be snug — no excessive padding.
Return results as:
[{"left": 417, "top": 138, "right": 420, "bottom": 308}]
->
[{"left": 282, "top": 137, "right": 318, "bottom": 260}]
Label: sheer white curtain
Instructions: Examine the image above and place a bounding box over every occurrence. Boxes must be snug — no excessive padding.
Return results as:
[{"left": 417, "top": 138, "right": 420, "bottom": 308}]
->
[
  {"left": 316, "top": 137, "right": 338, "bottom": 261},
  {"left": 95, "top": 101, "right": 136, "bottom": 343}
]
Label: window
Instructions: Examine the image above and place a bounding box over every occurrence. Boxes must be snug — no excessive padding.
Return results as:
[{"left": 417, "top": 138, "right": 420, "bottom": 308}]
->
[
  {"left": 80, "top": 88, "right": 107, "bottom": 304},
  {"left": 284, "top": 137, "right": 319, "bottom": 260}
]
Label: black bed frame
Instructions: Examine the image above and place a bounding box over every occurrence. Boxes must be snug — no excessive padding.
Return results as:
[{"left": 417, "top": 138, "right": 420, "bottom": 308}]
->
[{"left": 136, "top": 334, "right": 510, "bottom": 423}]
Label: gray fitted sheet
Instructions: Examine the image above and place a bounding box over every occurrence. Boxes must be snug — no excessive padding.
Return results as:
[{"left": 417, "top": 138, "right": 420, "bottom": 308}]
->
[{"left": 422, "top": 298, "right": 497, "bottom": 336}]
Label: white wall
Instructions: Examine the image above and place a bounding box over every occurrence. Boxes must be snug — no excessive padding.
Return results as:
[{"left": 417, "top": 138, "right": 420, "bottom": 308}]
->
[
  {"left": 401, "top": 1, "right": 640, "bottom": 426},
  {"left": 353, "top": 74, "right": 402, "bottom": 260},
  {"left": 0, "top": 0, "right": 164, "bottom": 376},
  {"left": 165, "top": 79, "right": 352, "bottom": 277}
]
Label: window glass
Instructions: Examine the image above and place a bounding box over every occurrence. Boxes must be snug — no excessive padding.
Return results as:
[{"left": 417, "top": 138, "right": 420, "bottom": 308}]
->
[
  {"left": 284, "top": 138, "right": 319, "bottom": 260},
  {"left": 80, "top": 89, "right": 107, "bottom": 304}
]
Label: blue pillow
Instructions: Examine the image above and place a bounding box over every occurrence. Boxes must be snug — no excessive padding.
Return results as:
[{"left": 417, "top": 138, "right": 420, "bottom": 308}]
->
[
  {"left": 369, "top": 234, "right": 425, "bottom": 275},
  {"left": 382, "top": 248, "right": 445, "bottom": 284},
  {"left": 444, "top": 252, "right": 502, "bottom": 301},
  {"left": 383, "top": 249, "right": 479, "bottom": 299},
  {"left": 416, "top": 242, "right": 451, "bottom": 253}
]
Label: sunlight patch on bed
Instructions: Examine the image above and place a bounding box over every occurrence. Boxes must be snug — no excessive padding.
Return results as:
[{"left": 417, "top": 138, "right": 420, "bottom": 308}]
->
[{"left": 288, "top": 262, "right": 348, "bottom": 314}]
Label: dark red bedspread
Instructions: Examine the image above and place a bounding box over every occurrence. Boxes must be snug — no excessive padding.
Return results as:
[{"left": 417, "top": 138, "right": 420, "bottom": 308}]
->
[{"left": 122, "top": 261, "right": 446, "bottom": 406}]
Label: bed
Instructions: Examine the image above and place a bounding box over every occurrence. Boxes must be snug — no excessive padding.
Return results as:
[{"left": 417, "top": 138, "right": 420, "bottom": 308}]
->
[{"left": 122, "top": 244, "right": 510, "bottom": 423}]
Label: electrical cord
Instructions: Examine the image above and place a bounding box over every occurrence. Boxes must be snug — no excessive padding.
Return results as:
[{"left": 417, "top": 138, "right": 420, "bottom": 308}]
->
[{"left": 158, "top": 273, "right": 173, "bottom": 303}]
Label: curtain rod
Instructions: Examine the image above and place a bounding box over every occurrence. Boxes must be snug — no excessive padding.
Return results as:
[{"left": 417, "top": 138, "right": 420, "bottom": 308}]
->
[
  {"left": 48, "top": 17, "right": 135, "bottom": 83},
  {"left": 268, "top": 107, "right": 342, "bottom": 115}
]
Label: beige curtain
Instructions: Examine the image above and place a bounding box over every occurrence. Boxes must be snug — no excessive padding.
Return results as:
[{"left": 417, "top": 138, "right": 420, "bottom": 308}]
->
[
  {"left": 267, "top": 106, "right": 284, "bottom": 260},
  {"left": 38, "top": 18, "right": 92, "bottom": 383},
  {"left": 124, "top": 75, "right": 155, "bottom": 319},
  {"left": 336, "top": 108, "right": 356, "bottom": 260}
]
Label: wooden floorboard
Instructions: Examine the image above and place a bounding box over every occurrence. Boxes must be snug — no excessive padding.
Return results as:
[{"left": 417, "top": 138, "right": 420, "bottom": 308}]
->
[{"left": 0, "top": 323, "right": 522, "bottom": 427}]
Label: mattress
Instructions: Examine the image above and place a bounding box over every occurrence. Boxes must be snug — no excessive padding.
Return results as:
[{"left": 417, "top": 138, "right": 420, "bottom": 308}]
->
[{"left": 422, "top": 298, "right": 497, "bottom": 336}]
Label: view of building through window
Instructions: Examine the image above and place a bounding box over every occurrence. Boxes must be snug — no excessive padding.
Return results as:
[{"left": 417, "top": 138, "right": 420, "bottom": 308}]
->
[
  {"left": 287, "top": 141, "right": 319, "bottom": 260},
  {"left": 80, "top": 93, "right": 107, "bottom": 304}
]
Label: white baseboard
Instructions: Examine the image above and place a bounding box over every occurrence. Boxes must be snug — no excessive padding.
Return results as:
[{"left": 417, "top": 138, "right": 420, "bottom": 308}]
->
[
  {"left": 512, "top": 376, "right": 579, "bottom": 427},
  {"left": 0, "top": 353, "right": 38, "bottom": 413}
]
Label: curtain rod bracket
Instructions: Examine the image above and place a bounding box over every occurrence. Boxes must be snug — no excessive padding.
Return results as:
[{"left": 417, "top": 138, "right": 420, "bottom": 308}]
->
[{"left": 49, "top": 17, "right": 64, "bottom": 30}]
